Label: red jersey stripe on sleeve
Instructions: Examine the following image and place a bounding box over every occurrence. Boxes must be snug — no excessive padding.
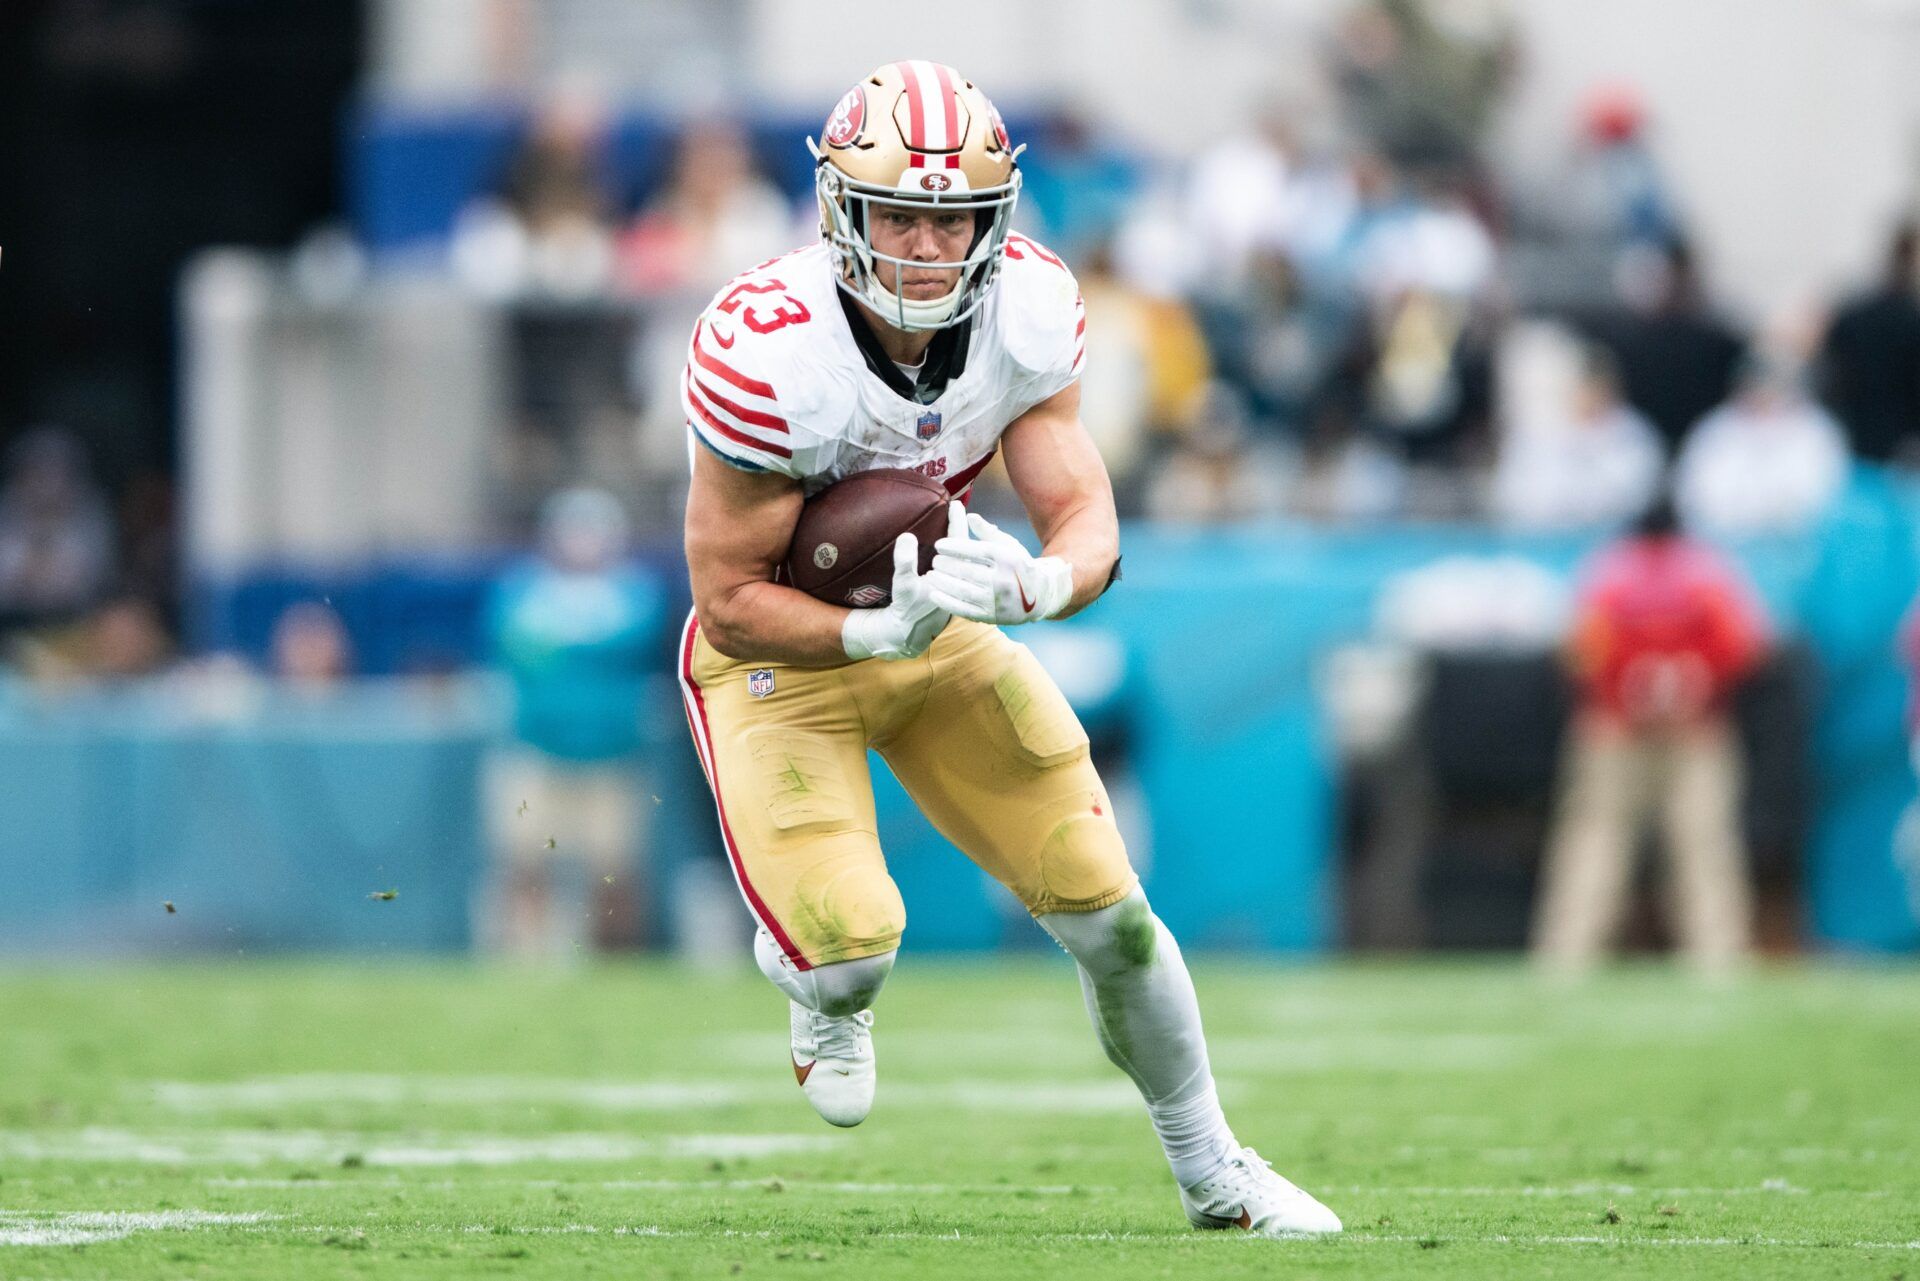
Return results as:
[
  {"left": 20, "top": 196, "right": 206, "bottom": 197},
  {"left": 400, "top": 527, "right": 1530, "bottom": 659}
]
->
[
  {"left": 692, "top": 325, "right": 777, "bottom": 399},
  {"left": 685, "top": 371, "right": 793, "bottom": 460},
  {"left": 690, "top": 373, "right": 789, "bottom": 434}
]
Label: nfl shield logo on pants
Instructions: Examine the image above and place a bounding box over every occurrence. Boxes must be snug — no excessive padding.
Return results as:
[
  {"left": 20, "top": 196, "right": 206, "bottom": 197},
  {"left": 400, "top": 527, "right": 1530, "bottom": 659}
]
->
[
  {"left": 916, "top": 410, "right": 942, "bottom": 441},
  {"left": 747, "top": 668, "right": 775, "bottom": 698}
]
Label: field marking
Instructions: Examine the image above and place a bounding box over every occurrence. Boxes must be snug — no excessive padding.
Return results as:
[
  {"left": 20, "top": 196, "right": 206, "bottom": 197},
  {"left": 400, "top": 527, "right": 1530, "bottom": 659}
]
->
[
  {"left": 0, "top": 1211, "right": 271, "bottom": 1248},
  {"left": 1366, "top": 1232, "right": 1920, "bottom": 1250},
  {"left": 1323, "top": 1182, "right": 1818, "bottom": 1198},
  {"left": 1393, "top": 1144, "right": 1919, "bottom": 1165},
  {"left": 143, "top": 1074, "right": 1146, "bottom": 1115},
  {"left": 203, "top": 1176, "right": 1112, "bottom": 1195},
  {"left": 0, "top": 1128, "right": 832, "bottom": 1166}
]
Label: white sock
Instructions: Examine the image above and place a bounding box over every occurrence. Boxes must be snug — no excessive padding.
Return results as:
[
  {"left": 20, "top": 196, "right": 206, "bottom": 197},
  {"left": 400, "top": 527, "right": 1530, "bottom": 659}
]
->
[
  {"left": 753, "top": 928, "right": 895, "bottom": 1017},
  {"left": 1039, "top": 890, "right": 1238, "bottom": 1186}
]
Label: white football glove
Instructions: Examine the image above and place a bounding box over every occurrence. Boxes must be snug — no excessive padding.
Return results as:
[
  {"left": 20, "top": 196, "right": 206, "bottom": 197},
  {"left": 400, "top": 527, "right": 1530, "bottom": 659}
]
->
[
  {"left": 841, "top": 532, "right": 952, "bottom": 661},
  {"left": 926, "top": 500, "right": 1073, "bottom": 626}
]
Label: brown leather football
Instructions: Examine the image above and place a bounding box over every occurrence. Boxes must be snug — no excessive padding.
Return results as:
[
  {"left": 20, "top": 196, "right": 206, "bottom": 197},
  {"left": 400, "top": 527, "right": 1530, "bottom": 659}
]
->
[{"left": 783, "top": 469, "right": 950, "bottom": 607}]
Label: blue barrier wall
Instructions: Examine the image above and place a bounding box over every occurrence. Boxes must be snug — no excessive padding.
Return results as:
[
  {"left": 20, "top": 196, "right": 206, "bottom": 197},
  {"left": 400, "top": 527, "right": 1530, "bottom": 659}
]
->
[
  {"left": 17, "top": 478, "right": 1920, "bottom": 954},
  {"left": 0, "top": 683, "right": 490, "bottom": 954}
]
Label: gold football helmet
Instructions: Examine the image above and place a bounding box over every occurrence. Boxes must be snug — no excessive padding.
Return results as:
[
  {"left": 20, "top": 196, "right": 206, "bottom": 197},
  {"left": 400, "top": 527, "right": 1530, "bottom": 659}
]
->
[{"left": 808, "top": 61, "right": 1024, "bottom": 332}]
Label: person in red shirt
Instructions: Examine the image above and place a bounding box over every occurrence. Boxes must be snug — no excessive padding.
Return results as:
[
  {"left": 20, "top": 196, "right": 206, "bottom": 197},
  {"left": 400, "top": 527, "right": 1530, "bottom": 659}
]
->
[{"left": 1532, "top": 493, "right": 1769, "bottom": 971}]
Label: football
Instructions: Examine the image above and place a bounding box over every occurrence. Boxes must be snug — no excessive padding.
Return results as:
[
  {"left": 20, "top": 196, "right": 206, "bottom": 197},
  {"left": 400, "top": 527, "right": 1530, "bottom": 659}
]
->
[{"left": 783, "top": 468, "right": 950, "bottom": 607}]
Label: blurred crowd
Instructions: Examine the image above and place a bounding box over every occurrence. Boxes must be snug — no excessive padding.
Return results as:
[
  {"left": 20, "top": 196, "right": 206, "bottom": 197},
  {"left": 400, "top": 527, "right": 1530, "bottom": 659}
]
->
[{"left": 421, "top": 2, "right": 1913, "bottom": 548}]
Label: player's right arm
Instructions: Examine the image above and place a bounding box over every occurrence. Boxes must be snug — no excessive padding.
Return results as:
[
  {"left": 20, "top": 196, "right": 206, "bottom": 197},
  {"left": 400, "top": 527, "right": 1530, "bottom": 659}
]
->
[
  {"left": 684, "top": 447, "right": 860, "bottom": 667},
  {"left": 685, "top": 448, "right": 949, "bottom": 665}
]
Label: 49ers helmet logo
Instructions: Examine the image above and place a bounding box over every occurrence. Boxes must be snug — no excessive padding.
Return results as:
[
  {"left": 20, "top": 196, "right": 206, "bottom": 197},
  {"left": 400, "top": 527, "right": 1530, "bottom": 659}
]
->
[
  {"left": 919, "top": 172, "right": 953, "bottom": 192},
  {"left": 824, "top": 87, "right": 866, "bottom": 148},
  {"left": 987, "top": 103, "right": 1010, "bottom": 153}
]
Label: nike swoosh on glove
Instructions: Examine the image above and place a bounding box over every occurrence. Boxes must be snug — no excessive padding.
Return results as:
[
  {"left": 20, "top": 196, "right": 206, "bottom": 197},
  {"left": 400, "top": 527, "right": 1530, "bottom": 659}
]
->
[
  {"left": 841, "top": 532, "right": 952, "bottom": 661},
  {"left": 926, "top": 500, "right": 1073, "bottom": 626}
]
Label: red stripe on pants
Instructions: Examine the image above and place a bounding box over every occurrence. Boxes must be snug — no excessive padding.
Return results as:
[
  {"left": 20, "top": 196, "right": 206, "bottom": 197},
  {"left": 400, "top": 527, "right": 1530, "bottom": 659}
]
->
[{"left": 679, "top": 615, "right": 812, "bottom": 969}]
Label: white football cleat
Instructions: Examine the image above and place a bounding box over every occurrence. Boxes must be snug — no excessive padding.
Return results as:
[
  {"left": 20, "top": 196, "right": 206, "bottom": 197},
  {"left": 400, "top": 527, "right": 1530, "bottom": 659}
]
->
[
  {"left": 788, "top": 1001, "right": 875, "bottom": 1128},
  {"left": 1180, "top": 1147, "right": 1342, "bottom": 1238}
]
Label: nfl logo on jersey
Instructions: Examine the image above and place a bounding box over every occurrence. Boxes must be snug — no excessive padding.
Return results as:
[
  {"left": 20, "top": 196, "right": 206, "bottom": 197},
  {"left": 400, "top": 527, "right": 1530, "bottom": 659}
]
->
[
  {"left": 916, "top": 410, "right": 942, "bottom": 441},
  {"left": 747, "top": 668, "right": 776, "bottom": 699}
]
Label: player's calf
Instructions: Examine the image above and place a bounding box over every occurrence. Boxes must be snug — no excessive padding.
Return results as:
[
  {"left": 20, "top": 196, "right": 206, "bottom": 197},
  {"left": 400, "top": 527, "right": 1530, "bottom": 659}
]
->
[{"left": 1040, "top": 889, "right": 1343, "bottom": 1237}]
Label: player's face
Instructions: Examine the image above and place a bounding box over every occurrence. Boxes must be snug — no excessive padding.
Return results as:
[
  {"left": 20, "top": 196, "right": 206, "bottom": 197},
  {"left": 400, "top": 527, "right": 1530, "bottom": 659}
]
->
[{"left": 868, "top": 204, "right": 975, "bottom": 302}]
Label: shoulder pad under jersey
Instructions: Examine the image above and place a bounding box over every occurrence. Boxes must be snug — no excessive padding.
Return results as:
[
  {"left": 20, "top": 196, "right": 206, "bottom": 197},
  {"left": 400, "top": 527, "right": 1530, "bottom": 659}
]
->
[{"left": 995, "top": 233, "right": 1086, "bottom": 398}]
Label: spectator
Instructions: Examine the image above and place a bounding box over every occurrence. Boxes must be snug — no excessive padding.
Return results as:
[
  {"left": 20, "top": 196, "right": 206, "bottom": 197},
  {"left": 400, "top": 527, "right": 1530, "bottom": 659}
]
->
[
  {"left": 1819, "top": 221, "right": 1920, "bottom": 464},
  {"left": 615, "top": 120, "right": 791, "bottom": 299},
  {"left": 482, "top": 489, "right": 667, "bottom": 957},
  {"left": 1075, "top": 241, "right": 1212, "bottom": 494},
  {"left": 1508, "top": 83, "right": 1680, "bottom": 311},
  {"left": 270, "top": 601, "right": 353, "bottom": 689},
  {"left": 453, "top": 86, "right": 618, "bottom": 299},
  {"left": 1674, "top": 356, "right": 1848, "bottom": 538},
  {"left": 1586, "top": 239, "right": 1746, "bottom": 452},
  {"left": 83, "top": 594, "right": 171, "bottom": 680},
  {"left": 1491, "top": 346, "right": 1662, "bottom": 531},
  {"left": 1182, "top": 106, "right": 1301, "bottom": 299},
  {"left": 0, "top": 428, "right": 115, "bottom": 627},
  {"left": 1532, "top": 493, "right": 1767, "bottom": 973},
  {"left": 0, "top": 430, "right": 115, "bottom": 629},
  {"left": 1565, "top": 84, "right": 1679, "bottom": 250},
  {"left": 1329, "top": 0, "right": 1513, "bottom": 173},
  {"left": 1144, "top": 389, "right": 1293, "bottom": 522}
]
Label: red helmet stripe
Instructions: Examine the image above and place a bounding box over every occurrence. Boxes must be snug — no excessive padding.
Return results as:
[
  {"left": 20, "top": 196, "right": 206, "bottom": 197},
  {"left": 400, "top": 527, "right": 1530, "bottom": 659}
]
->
[
  {"left": 932, "top": 63, "right": 961, "bottom": 149},
  {"left": 895, "top": 60, "right": 927, "bottom": 149}
]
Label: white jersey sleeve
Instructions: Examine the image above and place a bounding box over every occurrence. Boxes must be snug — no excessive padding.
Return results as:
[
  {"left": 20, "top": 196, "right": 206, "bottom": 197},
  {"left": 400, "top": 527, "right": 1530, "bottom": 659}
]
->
[
  {"left": 995, "top": 234, "right": 1087, "bottom": 417},
  {"left": 680, "top": 254, "right": 851, "bottom": 481}
]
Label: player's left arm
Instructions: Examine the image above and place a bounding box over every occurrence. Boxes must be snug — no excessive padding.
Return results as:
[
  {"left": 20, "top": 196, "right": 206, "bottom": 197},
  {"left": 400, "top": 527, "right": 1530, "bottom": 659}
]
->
[{"left": 926, "top": 379, "right": 1118, "bottom": 624}]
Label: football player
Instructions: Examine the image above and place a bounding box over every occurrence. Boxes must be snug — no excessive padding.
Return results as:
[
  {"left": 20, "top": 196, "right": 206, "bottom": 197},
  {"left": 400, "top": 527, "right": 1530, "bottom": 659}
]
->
[{"left": 677, "top": 61, "right": 1340, "bottom": 1238}]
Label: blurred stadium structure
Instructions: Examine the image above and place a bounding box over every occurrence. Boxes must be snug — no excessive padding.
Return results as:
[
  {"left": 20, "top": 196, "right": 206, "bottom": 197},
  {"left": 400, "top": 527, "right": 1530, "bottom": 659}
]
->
[{"left": 4, "top": 0, "right": 1920, "bottom": 957}]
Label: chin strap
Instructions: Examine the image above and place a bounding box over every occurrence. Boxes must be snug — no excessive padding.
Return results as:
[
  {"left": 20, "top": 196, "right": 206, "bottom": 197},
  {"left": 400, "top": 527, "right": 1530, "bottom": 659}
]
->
[{"left": 862, "top": 275, "right": 963, "bottom": 331}]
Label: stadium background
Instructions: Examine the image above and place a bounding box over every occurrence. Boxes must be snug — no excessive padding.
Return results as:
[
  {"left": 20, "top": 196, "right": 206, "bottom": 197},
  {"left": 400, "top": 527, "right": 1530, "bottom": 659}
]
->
[{"left": 2, "top": 0, "right": 1920, "bottom": 960}]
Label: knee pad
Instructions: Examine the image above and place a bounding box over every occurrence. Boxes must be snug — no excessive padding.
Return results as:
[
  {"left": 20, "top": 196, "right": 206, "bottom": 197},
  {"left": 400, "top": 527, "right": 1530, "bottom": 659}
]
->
[
  {"left": 1035, "top": 810, "right": 1133, "bottom": 910},
  {"left": 793, "top": 857, "right": 907, "bottom": 960}
]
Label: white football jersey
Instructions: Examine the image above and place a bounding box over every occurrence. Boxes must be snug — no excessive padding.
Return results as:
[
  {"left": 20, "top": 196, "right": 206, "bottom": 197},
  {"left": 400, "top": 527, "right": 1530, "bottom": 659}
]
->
[{"left": 681, "top": 236, "right": 1085, "bottom": 498}]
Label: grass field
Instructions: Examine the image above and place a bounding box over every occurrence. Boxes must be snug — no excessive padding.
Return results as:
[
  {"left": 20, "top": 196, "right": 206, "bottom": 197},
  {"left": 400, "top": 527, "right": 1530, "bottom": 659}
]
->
[{"left": 0, "top": 958, "right": 1916, "bottom": 1279}]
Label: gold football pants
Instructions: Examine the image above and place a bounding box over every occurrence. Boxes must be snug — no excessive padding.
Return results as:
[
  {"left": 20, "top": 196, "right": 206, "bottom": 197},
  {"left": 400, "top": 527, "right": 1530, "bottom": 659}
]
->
[{"left": 677, "top": 612, "right": 1138, "bottom": 969}]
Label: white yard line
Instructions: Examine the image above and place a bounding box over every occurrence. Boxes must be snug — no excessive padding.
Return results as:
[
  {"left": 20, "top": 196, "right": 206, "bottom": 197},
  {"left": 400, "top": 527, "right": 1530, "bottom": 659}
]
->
[
  {"left": 1392, "top": 1144, "right": 1918, "bottom": 1165},
  {"left": 0, "top": 1211, "right": 272, "bottom": 1247},
  {"left": 0, "top": 1128, "right": 832, "bottom": 1166},
  {"left": 142, "top": 1074, "right": 1145, "bottom": 1114},
  {"left": 198, "top": 1176, "right": 1110, "bottom": 1195}
]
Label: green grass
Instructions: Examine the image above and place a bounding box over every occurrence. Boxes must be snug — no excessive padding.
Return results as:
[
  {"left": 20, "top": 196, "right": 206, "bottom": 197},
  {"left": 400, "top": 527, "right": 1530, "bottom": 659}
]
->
[{"left": 0, "top": 958, "right": 1917, "bottom": 1279}]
